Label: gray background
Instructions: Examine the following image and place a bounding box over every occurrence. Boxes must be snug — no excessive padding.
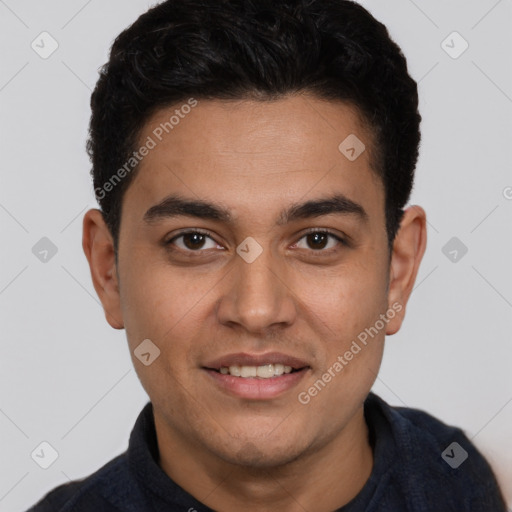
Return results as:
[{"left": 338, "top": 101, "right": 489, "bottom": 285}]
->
[{"left": 1, "top": 0, "right": 511, "bottom": 510}]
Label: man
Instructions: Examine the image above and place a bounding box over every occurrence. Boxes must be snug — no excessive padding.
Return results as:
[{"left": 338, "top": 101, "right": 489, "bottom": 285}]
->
[{"left": 28, "top": 0, "right": 507, "bottom": 510}]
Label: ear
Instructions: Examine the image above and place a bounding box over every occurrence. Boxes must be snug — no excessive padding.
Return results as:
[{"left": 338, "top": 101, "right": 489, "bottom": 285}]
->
[
  {"left": 386, "top": 205, "right": 427, "bottom": 335},
  {"left": 82, "top": 209, "right": 124, "bottom": 329}
]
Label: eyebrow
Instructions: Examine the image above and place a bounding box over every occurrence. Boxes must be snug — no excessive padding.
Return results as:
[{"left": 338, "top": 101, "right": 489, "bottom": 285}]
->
[{"left": 143, "top": 193, "right": 367, "bottom": 225}]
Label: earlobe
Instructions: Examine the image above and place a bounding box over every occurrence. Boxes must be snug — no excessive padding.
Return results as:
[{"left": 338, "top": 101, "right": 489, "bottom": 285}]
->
[
  {"left": 82, "top": 209, "right": 125, "bottom": 330},
  {"left": 386, "top": 205, "right": 427, "bottom": 335}
]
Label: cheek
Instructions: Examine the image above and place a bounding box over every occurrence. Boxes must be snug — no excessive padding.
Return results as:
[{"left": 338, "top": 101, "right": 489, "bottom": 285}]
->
[
  {"left": 119, "top": 258, "right": 216, "bottom": 359},
  {"left": 119, "top": 263, "right": 212, "bottom": 407},
  {"left": 295, "top": 260, "right": 388, "bottom": 338}
]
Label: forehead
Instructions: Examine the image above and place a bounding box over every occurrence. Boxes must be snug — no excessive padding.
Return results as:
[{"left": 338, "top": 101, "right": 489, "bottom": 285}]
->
[{"left": 122, "top": 94, "right": 384, "bottom": 227}]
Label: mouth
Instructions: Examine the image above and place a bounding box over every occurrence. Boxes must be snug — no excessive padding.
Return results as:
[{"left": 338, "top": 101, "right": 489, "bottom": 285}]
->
[
  {"left": 202, "top": 352, "right": 311, "bottom": 400},
  {"left": 212, "top": 363, "right": 300, "bottom": 378}
]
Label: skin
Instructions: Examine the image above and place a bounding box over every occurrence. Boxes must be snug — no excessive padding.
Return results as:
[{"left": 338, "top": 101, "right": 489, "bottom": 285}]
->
[{"left": 82, "top": 94, "right": 426, "bottom": 512}]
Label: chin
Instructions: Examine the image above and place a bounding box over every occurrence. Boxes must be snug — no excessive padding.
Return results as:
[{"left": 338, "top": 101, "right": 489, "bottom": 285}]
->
[{"left": 213, "top": 436, "right": 308, "bottom": 469}]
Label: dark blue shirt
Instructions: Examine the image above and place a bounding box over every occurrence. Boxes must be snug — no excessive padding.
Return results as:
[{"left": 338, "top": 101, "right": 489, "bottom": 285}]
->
[{"left": 27, "top": 393, "right": 507, "bottom": 511}]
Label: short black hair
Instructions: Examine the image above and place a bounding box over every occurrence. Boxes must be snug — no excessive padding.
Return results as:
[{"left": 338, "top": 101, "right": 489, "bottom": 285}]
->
[{"left": 87, "top": 0, "right": 421, "bottom": 253}]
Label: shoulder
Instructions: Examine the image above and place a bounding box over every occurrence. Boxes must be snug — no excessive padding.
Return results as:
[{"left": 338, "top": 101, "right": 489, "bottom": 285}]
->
[
  {"left": 366, "top": 393, "right": 507, "bottom": 511},
  {"left": 26, "top": 453, "right": 141, "bottom": 512}
]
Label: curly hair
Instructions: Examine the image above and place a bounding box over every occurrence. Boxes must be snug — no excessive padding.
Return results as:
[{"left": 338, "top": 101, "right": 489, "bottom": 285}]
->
[{"left": 87, "top": 0, "right": 421, "bottom": 252}]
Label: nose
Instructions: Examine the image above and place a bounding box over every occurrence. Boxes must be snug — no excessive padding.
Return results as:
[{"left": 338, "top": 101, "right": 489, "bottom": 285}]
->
[{"left": 216, "top": 246, "right": 297, "bottom": 334}]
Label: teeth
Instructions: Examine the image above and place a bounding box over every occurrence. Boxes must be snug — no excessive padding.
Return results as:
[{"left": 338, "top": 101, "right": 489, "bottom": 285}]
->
[
  {"left": 240, "top": 366, "right": 257, "bottom": 378},
  {"left": 220, "top": 364, "right": 295, "bottom": 378},
  {"left": 230, "top": 365, "right": 241, "bottom": 377},
  {"left": 257, "top": 364, "right": 274, "bottom": 378}
]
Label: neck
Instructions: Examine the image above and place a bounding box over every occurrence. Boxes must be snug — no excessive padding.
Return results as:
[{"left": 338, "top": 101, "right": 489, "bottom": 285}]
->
[{"left": 154, "top": 406, "right": 373, "bottom": 512}]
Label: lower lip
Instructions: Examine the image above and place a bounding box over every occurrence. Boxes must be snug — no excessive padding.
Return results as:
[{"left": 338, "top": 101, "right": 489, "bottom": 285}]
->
[{"left": 204, "top": 368, "right": 309, "bottom": 400}]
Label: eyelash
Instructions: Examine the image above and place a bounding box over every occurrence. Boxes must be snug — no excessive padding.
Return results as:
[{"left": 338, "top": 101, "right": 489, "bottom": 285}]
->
[{"left": 165, "top": 228, "right": 348, "bottom": 255}]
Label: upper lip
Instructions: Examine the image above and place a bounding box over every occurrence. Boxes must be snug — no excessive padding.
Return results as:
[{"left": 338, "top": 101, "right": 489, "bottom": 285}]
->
[{"left": 203, "top": 352, "right": 310, "bottom": 370}]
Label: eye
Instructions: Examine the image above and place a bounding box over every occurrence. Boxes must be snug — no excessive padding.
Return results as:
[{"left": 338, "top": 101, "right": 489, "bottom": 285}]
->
[
  {"left": 167, "top": 230, "right": 222, "bottom": 252},
  {"left": 293, "top": 230, "right": 345, "bottom": 251}
]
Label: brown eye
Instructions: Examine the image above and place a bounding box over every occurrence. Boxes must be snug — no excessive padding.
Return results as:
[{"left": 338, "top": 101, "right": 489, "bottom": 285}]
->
[
  {"left": 182, "top": 233, "right": 207, "bottom": 250},
  {"left": 306, "top": 232, "right": 329, "bottom": 250},
  {"left": 168, "top": 231, "right": 220, "bottom": 252},
  {"left": 295, "top": 231, "right": 343, "bottom": 251}
]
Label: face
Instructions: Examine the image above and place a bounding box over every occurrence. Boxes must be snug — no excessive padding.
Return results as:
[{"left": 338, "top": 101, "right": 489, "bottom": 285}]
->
[{"left": 83, "top": 94, "right": 426, "bottom": 469}]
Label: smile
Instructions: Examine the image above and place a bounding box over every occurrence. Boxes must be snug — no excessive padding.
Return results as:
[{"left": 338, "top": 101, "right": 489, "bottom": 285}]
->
[
  {"left": 203, "top": 353, "right": 311, "bottom": 399},
  {"left": 218, "top": 363, "right": 294, "bottom": 378}
]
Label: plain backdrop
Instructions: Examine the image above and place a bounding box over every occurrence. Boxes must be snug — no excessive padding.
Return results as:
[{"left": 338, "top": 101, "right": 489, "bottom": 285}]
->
[{"left": 1, "top": 1, "right": 511, "bottom": 510}]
